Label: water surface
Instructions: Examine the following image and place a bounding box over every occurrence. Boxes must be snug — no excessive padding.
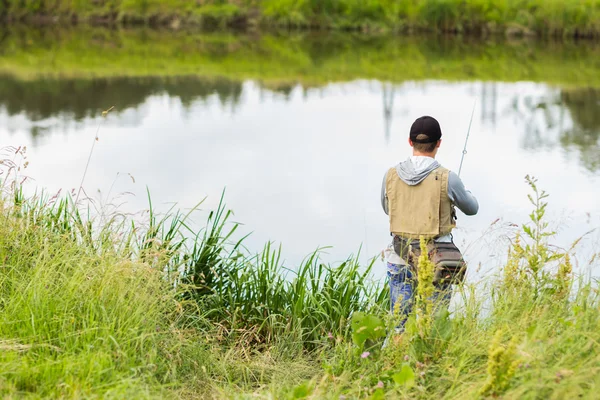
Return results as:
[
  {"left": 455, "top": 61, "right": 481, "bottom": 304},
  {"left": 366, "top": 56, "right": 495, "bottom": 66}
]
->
[{"left": 1, "top": 30, "right": 599, "bottom": 280}]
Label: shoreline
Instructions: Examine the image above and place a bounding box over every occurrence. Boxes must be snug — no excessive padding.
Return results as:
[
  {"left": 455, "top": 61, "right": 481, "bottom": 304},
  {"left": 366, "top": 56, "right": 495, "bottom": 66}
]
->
[{"left": 1, "top": 1, "right": 600, "bottom": 40}]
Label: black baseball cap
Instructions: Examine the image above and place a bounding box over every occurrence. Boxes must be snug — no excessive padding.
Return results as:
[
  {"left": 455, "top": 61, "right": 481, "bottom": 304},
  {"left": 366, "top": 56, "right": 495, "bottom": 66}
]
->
[{"left": 410, "top": 116, "right": 442, "bottom": 143}]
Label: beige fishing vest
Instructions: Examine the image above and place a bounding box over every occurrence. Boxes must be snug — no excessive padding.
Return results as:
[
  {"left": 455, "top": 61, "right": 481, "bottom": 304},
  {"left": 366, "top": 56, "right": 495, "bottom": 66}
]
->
[{"left": 386, "top": 166, "right": 456, "bottom": 239}]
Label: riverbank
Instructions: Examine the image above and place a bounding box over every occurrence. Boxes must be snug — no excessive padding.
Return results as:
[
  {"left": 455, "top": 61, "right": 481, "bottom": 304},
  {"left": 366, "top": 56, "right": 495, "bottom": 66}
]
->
[
  {"left": 2, "top": 28, "right": 600, "bottom": 87},
  {"left": 1, "top": 0, "right": 600, "bottom": 38},
  {"left": 1, "top": 145, "right": 599, "bottom": 398}
]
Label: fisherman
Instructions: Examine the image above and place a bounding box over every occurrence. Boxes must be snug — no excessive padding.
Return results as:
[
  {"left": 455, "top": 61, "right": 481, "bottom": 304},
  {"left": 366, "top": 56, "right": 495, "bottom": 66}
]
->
[{"left": 381, "top": 115, "right": 479, "bottom": 336}]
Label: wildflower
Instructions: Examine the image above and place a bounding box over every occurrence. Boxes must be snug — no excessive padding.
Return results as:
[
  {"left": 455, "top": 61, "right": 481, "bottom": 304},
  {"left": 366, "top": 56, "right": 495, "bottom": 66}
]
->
[
  {"left": 480, "top": 330, "right": 520, "bottom": 396},
  {"left": 556, "top": 254, "right": 573, "bottom": 296},
  {"left": 404, "top": 355, "right": 409, "bottom": 361},
  {"left": 327, "top": 331, "right": 334, "bottom": 340},
  {"left": 361, "top": 351, "right": 370, "bottom": 359},
  {"left": 376, "top": 381, "right": 384, "bottom": 389},
  {"left": 415, "top": 237, "right": 435, "bottom": 335}
]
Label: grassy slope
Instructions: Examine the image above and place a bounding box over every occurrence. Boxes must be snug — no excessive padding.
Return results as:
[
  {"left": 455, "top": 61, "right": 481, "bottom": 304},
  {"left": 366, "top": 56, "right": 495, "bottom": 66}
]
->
[
  {"left": 1, "top": 0, "right": 600, "bottom": 38},
  {"left": 1, "top": 146, "right": 599, "bottom": 399},
  {"left": 1, "top": 28, "right": 600, "bottom": 87},
  {"left": 0, "top": 198, "right": 175, "bottom": 398}
]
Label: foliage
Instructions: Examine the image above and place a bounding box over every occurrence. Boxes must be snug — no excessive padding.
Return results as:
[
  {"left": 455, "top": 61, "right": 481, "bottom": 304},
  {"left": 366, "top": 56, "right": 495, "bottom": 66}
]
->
[
  {"left": 503, "top": 175, "right": 574, "bottom": 299},
  {"left": 2, "top": 0, "right": 600, "bottom": 38},
  {"left": 351, "top": 312, "right": 386, "bottom": 353},
  {"left": 175, "top": 211, "right": 387, "bottom": 348},
  {"left": 325, "top": 175, "right": 598, "bottom": 399},
  {"left": 480, "top": 329, "right": 521, "bottom": 396},
  {"left": 0, "top": 173, "right": 179, "bottom": 396}
]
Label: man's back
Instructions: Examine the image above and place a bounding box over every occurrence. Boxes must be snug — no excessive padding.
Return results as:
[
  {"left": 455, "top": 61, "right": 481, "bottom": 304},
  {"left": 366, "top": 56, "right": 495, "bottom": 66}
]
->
[
  {"left": 386, "top": 163, "right": 454, "bottom": 239},
  {"left": 381, "top": 155, "right": 479, "bottom": 242}
]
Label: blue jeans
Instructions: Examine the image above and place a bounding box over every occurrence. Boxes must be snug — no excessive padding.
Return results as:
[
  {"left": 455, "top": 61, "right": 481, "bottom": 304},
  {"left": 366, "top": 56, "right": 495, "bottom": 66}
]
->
[{"left": 387, "top": 262, "right": 452, "bottom": 332}]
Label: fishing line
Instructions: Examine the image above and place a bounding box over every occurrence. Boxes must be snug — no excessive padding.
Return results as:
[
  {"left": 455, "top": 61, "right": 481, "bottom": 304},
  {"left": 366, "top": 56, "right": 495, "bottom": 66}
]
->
[{"left": 458, "top": 101, "right": 476, "bottom": 177}]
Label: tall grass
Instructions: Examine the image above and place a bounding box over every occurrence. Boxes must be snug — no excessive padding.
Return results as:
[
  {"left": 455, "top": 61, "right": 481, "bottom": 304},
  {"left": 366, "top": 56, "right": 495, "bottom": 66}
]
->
[
  {"left": 0, "top": 148, "right": 202, "bottom": 397},
  {"left": 156, "top": 192, "right": 388, "bottom": 349},
  {"left": 2, "top": 0, "right": 600, "bottom": 38},
  {"left": 186, "top": 242, "right": 386, "bottom": 348},
  {"left": 0, "top": 146, "right": 388, "bottom": 396},
  {"left": 2, "top": 142, "right": 600, "bottom": 397},
  {"left": 0, "top": 195, "right": 177, "bottom": 397},
  {"left": 247, "top": 175, "right": 600, "bottom": 399}
]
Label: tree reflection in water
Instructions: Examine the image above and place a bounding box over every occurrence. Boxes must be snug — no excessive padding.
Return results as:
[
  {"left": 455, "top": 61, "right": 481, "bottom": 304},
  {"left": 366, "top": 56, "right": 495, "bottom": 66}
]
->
[
  {"left": 0, "top": 74, "right": 598, "bottom": 172},
  {"left": 500, "top": 85, "right": 600, "bottom": 172}
]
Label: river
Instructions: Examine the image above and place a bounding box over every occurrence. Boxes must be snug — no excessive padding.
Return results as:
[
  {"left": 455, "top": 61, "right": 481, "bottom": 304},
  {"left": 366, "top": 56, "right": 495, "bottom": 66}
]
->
[{"left": 1, "top": 28, "right": 599, "bottom": 280}]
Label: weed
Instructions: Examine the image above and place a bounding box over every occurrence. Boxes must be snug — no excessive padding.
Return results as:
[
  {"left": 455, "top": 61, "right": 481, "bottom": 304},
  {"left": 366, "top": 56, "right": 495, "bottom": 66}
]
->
[{"left": 480, "top": 329, "right": 521, "bottom": 397}]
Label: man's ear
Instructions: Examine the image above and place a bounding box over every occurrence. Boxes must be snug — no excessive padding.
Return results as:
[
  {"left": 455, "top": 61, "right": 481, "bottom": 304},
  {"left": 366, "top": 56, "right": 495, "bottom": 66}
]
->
[
  {"left": 408, "top": 138, "right": 414, "bottom": 147},
  {"left": 436, "top": 140, "right": 442, "bottom": 148}
]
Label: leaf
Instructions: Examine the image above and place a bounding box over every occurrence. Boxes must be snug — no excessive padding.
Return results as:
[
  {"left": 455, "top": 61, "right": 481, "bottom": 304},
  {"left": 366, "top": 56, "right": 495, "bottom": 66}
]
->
[
  {"left": 526, "top": 323, "right": 537, "bottom": 339},
  {"left": 557, "top": 318, "right": 573, "bottom": 328},
  {"left": 522, "top": 225, "right": 534, "bottom": 239},
  {"left": 392, "top": 364, "right": 415, "bottom": 388},
  {"left": 351, "top": 312, "right": 386, "bottom": 348},
  {"left": 292, "top": 382, "right": 312, "bottom": 399},
  {"left": 404, "top": 314, "right": 418, "bottom": 336},
  {"left": 369, "top": 388, "right": 385, "bottom": 400},
  {"left": 432, "top": 307, "right": 452, "bottom": 341},
  {"left": 527, "top": 194, "right": 535, "bottom": 206},
  {"left": 547, "top": 254, "right": 564, "bottom": 262}
]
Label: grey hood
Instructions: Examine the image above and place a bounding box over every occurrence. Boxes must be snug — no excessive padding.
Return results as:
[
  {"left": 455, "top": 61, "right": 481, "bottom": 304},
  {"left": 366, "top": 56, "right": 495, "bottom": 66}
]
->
[{"left": 395, "top": 157, "right": 440, "bottom": 186}]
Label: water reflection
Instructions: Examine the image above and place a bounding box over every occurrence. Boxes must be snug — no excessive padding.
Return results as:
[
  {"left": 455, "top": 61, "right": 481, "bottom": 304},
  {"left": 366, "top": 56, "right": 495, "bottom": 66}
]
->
[
  {"left": 0, "top": 75, "right": 244, "bottom": 122},
  {"left": 500, "top": 86, "right": 600, "bottom": 172},
  {"left": 1, "top": 73, "right": 599, "bottom": 173},
  {"left": 560, "top": 88, "right": 600, "bottom": 171},
  {"left": 382, "top": 83, "right": 395, "bottom": 144}
]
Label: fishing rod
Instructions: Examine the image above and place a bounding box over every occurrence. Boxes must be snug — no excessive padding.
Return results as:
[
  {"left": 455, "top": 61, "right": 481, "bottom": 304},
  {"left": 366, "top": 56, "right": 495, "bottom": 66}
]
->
[{"left": 458, "top": 101, "right": 476, "bottom": 177}]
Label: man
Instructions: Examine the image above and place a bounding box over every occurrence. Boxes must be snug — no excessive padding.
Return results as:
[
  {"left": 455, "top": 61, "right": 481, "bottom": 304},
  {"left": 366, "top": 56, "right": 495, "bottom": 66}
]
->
[{"left": 381, "top": 115, "right": 479, "bottom": 334}]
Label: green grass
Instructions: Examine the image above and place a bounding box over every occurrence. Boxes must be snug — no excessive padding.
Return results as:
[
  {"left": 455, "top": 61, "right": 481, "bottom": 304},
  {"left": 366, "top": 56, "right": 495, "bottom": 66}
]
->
[
  {"left": 2, "top": 0, "right": 600, "bottom": 38},
  {"left": 1, "top": 28, "right": 600, "bottom": 88},
  {"left": 1, "top": 145, "right": 600, "bottom": 398},
  {"left": 0, "top": 146, "right": 387, "bottom": 397},
  {"left": 0, "top": 193, "right": 176, "bottom": 396}
]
